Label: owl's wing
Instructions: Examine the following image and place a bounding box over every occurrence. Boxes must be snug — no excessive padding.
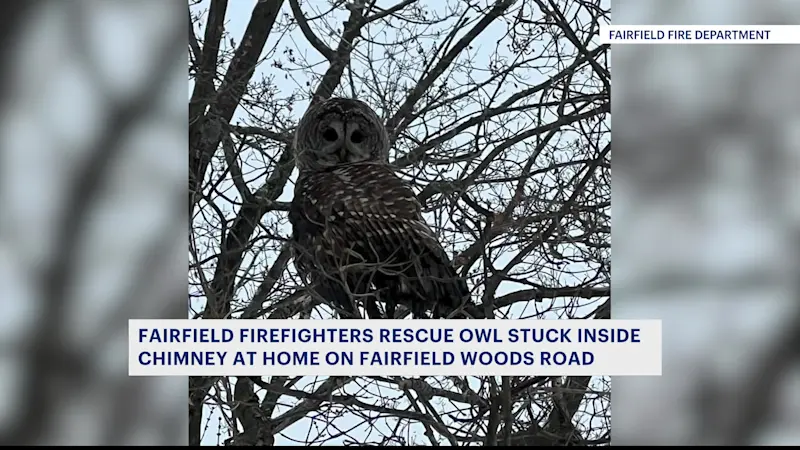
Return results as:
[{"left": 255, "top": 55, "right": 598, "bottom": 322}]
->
[
  {"left": 324, "top": 163, "right": 452, "bottom": 263},
  {"left": 291, "top": 163, "right": 470, "bottom": 317}
]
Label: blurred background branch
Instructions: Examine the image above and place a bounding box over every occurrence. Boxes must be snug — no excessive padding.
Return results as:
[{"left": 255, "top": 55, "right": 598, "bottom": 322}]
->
[
  {"left": 613, "top": 0, "right": 800, "bottom": 445},
  {"left": 0, "top": 1, "right": 186, "bottom": 445}
]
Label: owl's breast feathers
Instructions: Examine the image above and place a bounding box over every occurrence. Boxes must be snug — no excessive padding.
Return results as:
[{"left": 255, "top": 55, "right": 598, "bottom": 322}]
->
[{"left": 289, "top": 162, "right": 471, "bottom": 317}]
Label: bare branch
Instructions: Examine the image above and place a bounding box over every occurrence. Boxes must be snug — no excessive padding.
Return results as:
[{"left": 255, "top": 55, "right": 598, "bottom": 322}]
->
[{"left": 289, "top": 0, "right": 335, "bottom": 60}]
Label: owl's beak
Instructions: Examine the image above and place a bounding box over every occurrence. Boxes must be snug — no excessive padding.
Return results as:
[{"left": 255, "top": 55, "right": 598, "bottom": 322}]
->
[
  {"left": 323, "top": 119, "right": 350, "bottom": 160},
  {"left": 338, "top": 146, "right": 349, "bottom": 161}
]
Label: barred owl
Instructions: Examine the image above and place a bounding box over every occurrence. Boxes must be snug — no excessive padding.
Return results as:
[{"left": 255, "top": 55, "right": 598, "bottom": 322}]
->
[{"left": 288, "top": 97, "right": 471, "bottom": 319}]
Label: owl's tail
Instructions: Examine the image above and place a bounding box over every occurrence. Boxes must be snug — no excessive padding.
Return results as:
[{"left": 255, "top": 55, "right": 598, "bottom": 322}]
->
[{"left": 414, "top": 259, "right": 485, "bottom": 320}]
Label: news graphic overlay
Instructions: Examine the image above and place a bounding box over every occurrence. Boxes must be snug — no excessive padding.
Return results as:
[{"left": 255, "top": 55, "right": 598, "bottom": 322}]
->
[
  {"left": 129, "top": 319, "right": 662, "bottom": 377},
  {"left": 600, "top": 25, "right": 800, "bottom": 44}
]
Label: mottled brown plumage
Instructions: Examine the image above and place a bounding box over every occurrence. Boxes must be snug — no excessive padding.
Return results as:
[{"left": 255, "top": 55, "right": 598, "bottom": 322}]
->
[{"left": 288, "top": 97, "right": 470, "bottom": 319}]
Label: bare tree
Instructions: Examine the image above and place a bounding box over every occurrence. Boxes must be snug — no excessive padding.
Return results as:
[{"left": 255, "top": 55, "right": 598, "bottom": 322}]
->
[{"left": 189, "top": 0, "right": 610, "bottom": 446}]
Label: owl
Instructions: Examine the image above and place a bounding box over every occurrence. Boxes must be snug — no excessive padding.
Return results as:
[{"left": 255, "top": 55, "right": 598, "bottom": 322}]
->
[{"left": 288, "top": 97, "right": 471, "bottom": 320}]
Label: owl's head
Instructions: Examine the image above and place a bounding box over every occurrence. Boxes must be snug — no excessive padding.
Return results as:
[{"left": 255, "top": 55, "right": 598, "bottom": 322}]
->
[{"left": 293, "top": 97, "right": 390, "bottom": 171}]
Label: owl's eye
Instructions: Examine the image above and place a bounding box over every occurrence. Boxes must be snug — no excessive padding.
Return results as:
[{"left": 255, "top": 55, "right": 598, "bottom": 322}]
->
[
  {"left": 322, "top": 128, "right": 339, "bottom": 142},
  {"left": 350, "top": 130, "right": 364, "bottom": 144}
]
